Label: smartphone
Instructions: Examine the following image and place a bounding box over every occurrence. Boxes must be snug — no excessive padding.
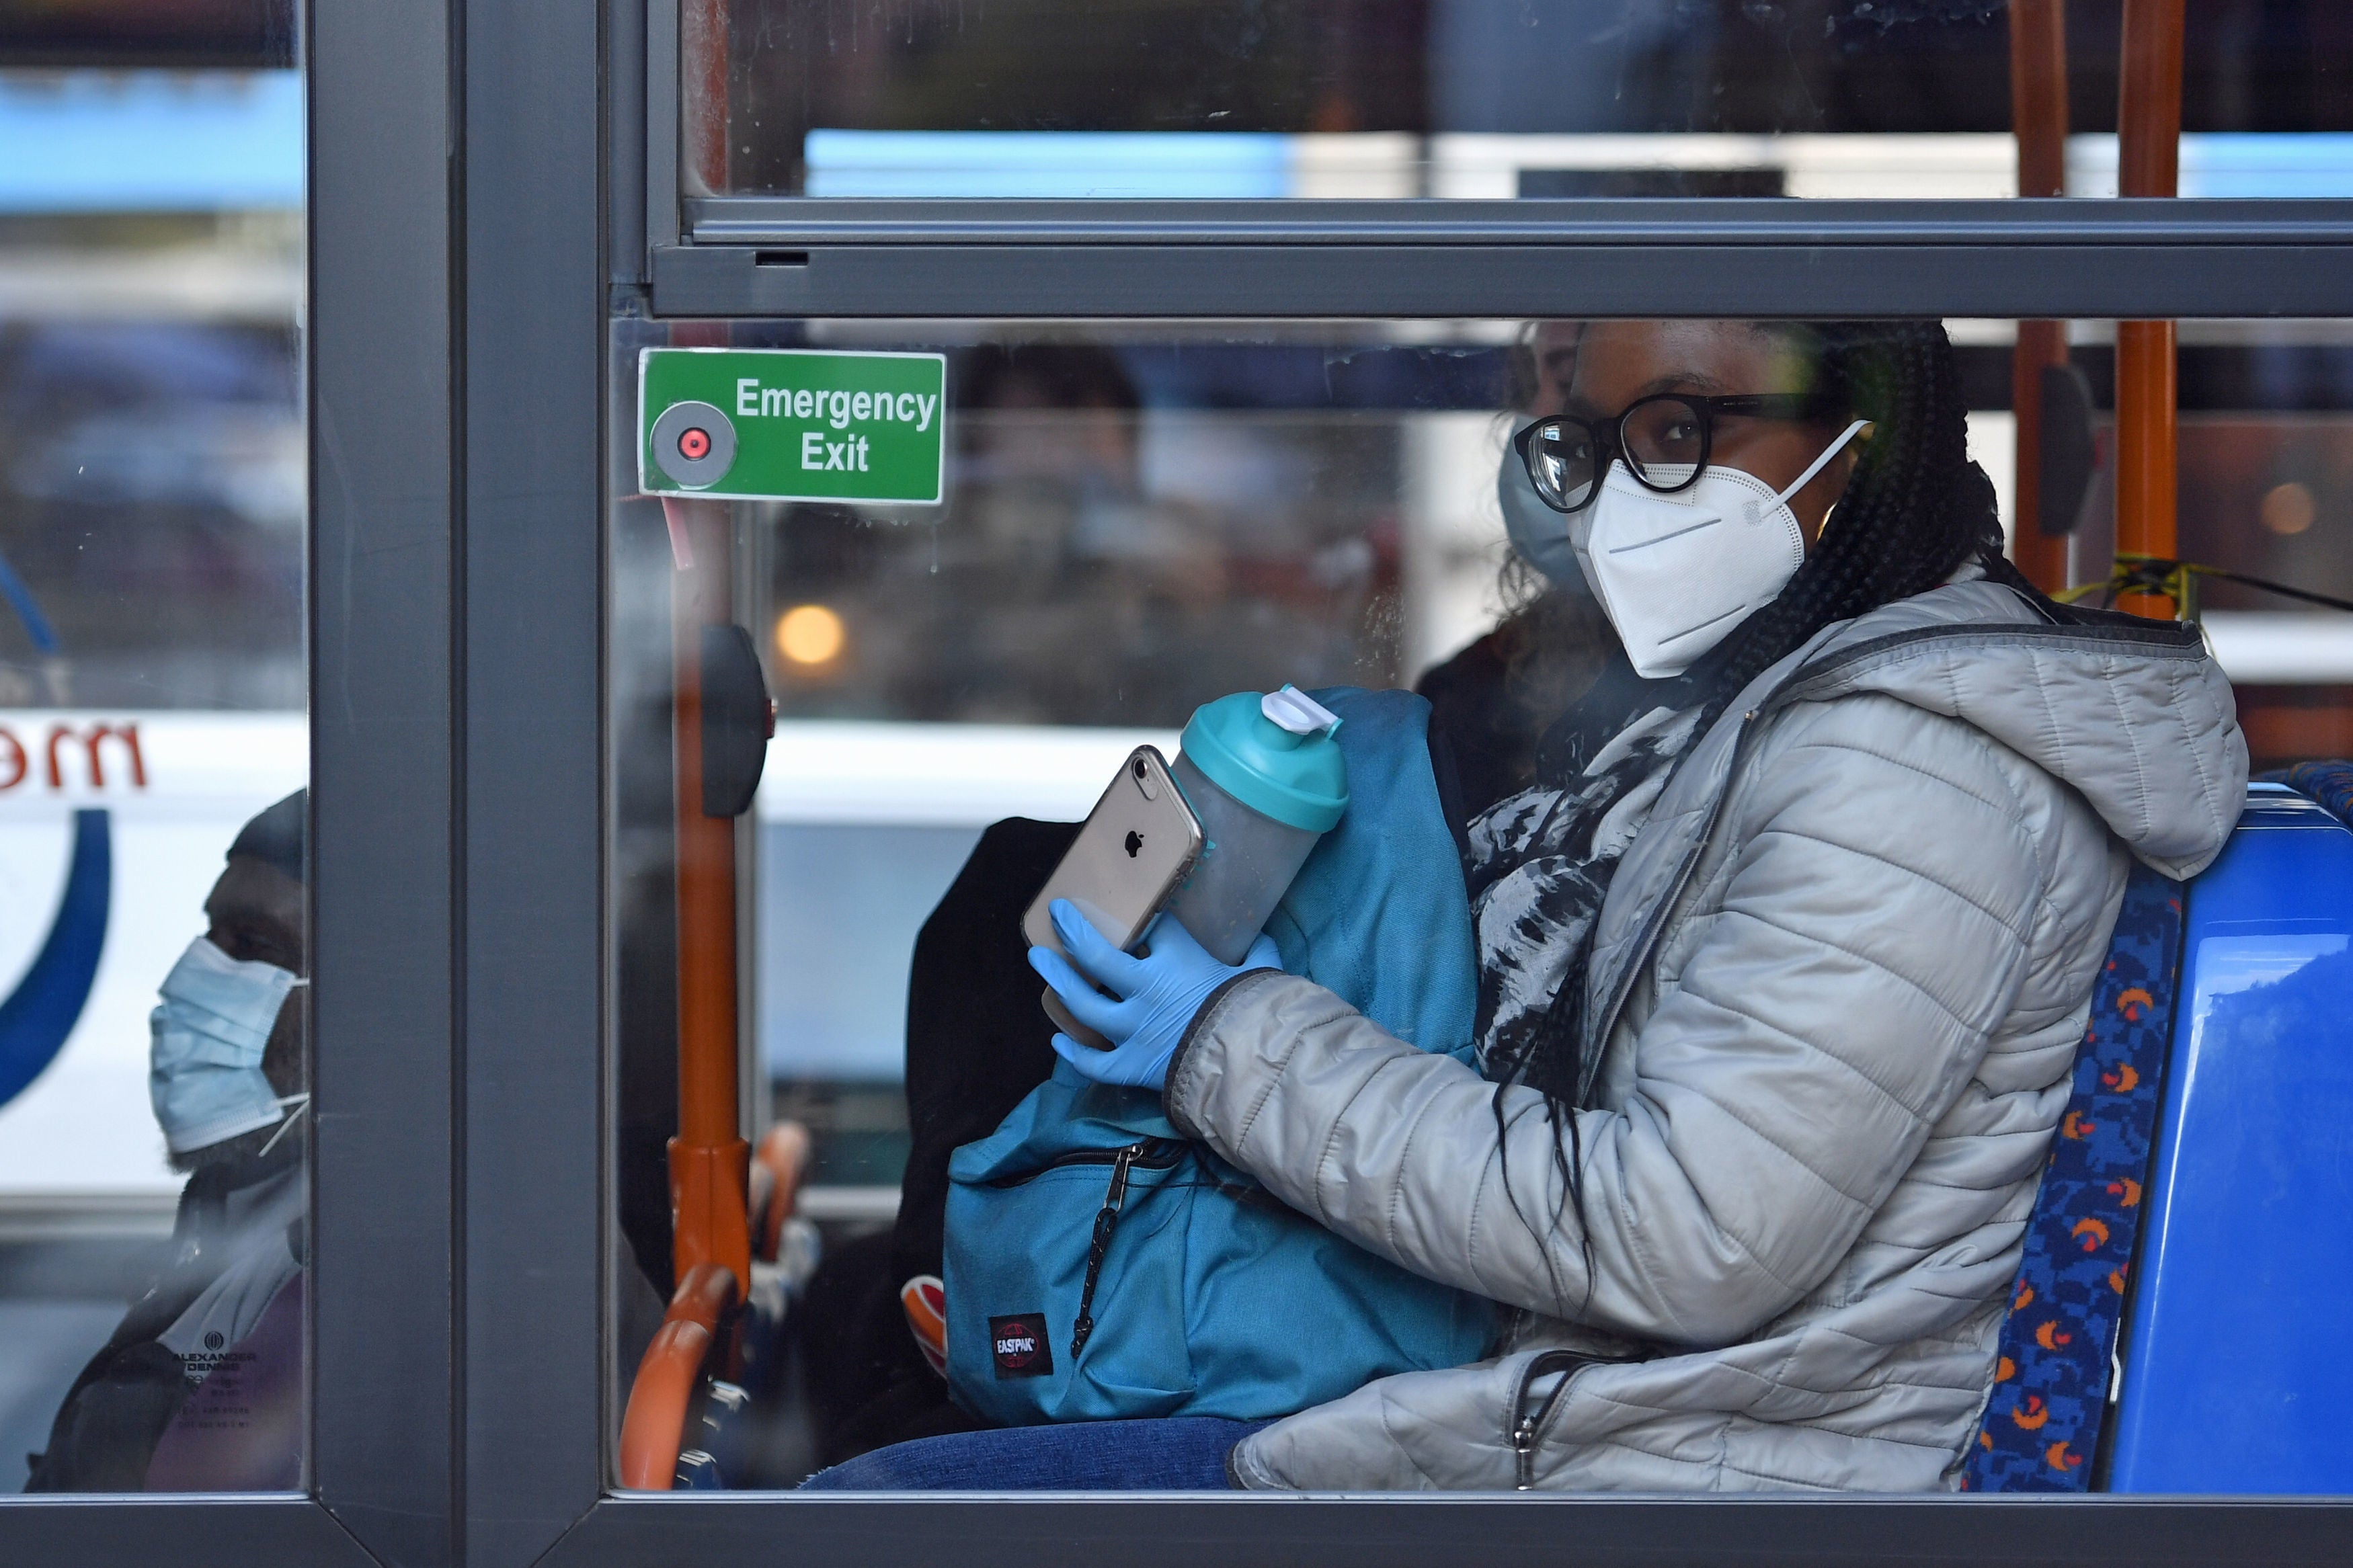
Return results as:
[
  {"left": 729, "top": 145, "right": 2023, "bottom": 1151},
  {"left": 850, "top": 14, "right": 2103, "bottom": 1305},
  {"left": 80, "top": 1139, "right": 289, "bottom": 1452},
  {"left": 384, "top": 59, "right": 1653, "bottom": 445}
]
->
[{"left": 1022, "top": 745, "right": 1203, "bottom": 962}]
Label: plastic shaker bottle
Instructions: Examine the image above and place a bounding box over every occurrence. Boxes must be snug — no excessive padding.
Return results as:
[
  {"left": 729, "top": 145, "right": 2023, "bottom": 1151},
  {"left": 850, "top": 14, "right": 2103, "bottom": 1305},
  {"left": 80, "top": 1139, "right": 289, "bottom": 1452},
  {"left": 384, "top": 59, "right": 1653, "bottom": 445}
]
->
[{"left": 1164, "top": 686, "right": 1349, "bottom": 964}]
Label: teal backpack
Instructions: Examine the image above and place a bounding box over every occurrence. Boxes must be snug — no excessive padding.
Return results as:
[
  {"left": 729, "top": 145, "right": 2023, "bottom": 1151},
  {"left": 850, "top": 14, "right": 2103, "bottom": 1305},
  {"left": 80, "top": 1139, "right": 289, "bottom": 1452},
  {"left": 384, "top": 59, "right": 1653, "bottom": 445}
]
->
[{"left": 943, "top": 688, "right": 1497, "bottom": 1426}]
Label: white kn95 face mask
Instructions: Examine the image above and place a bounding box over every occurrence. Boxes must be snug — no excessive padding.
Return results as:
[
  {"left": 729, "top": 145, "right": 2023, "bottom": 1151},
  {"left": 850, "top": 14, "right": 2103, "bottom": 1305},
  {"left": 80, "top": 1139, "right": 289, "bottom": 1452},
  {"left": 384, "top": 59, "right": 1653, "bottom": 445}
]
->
[{"left": 1568, "top": 419, "right": 1869, "bottom": 679}]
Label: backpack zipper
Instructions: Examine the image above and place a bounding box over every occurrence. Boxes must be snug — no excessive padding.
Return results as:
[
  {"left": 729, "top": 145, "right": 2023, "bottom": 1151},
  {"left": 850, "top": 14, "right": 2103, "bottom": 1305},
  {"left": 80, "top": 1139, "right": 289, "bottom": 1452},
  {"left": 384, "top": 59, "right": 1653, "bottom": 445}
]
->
[
  {"left": 981, "top": 1137, "right": 1186, "bottom": 1189},
  {"left": 1068, "top": 1140, "right": 1156, "bottom": 1360},
  {"left": 973, "top": 1139, "right": 1190, "bottom": 1362}
]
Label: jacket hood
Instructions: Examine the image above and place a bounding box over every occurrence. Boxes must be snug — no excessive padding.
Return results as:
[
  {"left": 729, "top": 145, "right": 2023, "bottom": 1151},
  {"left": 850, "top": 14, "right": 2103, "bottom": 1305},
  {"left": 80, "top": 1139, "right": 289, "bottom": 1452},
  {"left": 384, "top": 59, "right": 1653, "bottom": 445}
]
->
[{"left": 1769, "top": 577, "right": 2247, "bottom": 880}]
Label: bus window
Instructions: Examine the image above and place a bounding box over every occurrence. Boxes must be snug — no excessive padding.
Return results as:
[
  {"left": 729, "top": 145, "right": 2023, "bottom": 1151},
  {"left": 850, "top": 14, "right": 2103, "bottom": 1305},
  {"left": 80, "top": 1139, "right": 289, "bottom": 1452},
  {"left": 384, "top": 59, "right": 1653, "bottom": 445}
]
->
[
  {"left": 0, "top": 53, "right": 308, "bottom": 1493},
  {"left": 677, "top": 3, "right": 2353, "bottom": 202},
  {"left": 610, "top": 314, "right": 2351, "bottom": 1493}
]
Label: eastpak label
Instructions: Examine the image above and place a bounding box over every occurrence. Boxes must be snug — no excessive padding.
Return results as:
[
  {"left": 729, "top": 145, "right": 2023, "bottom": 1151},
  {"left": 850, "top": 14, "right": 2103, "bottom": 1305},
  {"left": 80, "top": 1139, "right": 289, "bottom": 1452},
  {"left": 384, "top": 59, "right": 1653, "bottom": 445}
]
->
[{"left": 989, "top": 1313, "right": 1053, "bottom": 1379}]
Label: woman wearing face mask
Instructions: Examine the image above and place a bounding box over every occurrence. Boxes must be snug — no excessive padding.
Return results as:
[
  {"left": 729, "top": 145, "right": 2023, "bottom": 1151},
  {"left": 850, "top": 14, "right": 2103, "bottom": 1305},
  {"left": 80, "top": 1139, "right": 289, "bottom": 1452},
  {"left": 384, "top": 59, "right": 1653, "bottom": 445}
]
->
[{"left": 1029, "top": 319, "right": 2247, "bottom": 1492}]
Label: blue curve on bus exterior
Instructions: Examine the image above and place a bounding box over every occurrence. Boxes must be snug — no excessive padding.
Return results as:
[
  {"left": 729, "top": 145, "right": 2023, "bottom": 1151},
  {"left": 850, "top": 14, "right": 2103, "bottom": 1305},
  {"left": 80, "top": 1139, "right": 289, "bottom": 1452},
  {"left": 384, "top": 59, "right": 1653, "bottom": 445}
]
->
[
  {"left": 0, "top": 544, "right": 106, "bottom": 1112},
  {"left": 0, "top": 552, "right": 61, "bottom": 655},
  {"left": 0, "top": 809, "right": 112, "bottom": 1109}
]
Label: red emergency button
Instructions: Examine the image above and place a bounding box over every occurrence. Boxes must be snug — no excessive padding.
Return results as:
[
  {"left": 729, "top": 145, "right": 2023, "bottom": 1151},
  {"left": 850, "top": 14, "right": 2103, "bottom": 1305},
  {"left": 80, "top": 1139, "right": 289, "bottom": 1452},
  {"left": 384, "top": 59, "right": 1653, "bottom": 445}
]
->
[{"left": 648, "top": 399, "right": 733, "bottom": 489}]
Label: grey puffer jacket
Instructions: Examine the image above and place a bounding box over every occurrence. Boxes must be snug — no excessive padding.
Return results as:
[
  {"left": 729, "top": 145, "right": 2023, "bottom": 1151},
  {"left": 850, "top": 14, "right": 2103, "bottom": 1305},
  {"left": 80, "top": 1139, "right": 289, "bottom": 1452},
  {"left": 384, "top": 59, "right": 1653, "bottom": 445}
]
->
[{"left": 1164, "top": 578, "right": 2245, "bottom": 1493}]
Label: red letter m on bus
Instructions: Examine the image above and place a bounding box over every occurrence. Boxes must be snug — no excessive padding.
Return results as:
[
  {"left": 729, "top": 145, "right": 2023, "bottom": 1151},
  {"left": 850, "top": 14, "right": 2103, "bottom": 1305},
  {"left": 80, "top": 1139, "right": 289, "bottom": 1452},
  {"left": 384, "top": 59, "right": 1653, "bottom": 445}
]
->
[{"left": 45, "top": 724, "right": 147, "bottom": 790}]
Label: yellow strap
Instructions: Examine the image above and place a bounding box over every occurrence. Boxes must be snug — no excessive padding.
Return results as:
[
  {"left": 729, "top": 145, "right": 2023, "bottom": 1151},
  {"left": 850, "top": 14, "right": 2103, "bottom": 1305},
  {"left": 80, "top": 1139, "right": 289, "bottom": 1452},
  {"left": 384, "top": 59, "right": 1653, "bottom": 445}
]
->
[{"left": 2056, "top": 554, "right": 2198, "bottom": 618}]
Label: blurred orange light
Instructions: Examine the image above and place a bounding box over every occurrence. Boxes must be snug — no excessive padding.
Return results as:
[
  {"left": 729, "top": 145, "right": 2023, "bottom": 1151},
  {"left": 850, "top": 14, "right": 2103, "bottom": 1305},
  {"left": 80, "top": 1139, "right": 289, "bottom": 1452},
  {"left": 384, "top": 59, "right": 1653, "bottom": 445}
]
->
[
  {"left": 775, "top": 604, "right": 845, "bottom": 666},
  {"left": 2261, "top": 482, "right": 2317, "bottom": 537}
]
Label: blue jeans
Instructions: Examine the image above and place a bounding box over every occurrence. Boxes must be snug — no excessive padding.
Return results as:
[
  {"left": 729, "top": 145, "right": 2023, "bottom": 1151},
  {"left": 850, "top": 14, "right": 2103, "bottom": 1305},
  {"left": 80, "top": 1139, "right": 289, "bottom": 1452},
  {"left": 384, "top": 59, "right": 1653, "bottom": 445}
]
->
[{"left": 798, "top": 1417, "right": 1271, "bottom": 1491}]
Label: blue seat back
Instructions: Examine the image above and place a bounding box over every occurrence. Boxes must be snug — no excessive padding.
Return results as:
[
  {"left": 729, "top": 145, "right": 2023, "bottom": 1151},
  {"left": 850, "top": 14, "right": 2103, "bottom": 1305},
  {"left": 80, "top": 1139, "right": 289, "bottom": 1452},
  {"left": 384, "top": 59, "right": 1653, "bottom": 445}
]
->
[
  {"left": 1964, "top": 860, "right": 2184, "bottom": 1492},
  {"left": 2102, "top": 782, "right": 2353, "bottom": 1491}
]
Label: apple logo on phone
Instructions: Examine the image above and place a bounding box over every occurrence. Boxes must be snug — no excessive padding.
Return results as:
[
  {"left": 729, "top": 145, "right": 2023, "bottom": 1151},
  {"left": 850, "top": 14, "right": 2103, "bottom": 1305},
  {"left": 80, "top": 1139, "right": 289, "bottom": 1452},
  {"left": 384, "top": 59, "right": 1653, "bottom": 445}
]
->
[{"left": 1123, "top": 830, "right": 1144, "bottom": 858}]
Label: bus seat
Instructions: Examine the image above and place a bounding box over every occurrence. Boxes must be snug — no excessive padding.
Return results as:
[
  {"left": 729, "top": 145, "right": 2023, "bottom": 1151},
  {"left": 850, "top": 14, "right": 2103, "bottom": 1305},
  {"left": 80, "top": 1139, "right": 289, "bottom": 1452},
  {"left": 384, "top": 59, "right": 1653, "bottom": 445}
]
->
[
  {"left": 2102, "top": 780, "right": 2353, "bottom": 1491},
  {"left": 619, "top": 1264, "right": 740, "bottom": 1489},
  {"left": 1969, "top": 772, "right": 2353, "bottom": 1493},
  {"left": 1962, "top": 859, "right": 2184, "bottom": 1492},
  {"left": 2263, "top": 759, "right": 2353, "bottom": 827},
  {"left": 678, "top": 1379, "right": 752, "bottom": 1490}
]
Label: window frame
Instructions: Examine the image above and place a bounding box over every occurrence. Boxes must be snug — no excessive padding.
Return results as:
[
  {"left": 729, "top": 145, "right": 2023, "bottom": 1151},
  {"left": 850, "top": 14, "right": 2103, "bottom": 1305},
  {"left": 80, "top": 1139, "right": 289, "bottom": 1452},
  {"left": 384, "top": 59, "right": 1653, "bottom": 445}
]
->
[
  {"left": 656, "top": 197, "right": 2353, "bottom": 320},
  {"left": 0, "top": 0, "right": 461, "bottom": 1561},
  {"left": 590, "top": 2, "right": 2353, "bottom": 1561}
]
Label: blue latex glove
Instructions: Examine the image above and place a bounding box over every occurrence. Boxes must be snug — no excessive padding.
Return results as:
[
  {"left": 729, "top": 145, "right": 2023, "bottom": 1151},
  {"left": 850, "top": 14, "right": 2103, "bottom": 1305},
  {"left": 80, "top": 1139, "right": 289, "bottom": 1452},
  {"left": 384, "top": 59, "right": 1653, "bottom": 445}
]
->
[{"left": 1028, "top": 899, "right": 1281, "bottom": 1091}]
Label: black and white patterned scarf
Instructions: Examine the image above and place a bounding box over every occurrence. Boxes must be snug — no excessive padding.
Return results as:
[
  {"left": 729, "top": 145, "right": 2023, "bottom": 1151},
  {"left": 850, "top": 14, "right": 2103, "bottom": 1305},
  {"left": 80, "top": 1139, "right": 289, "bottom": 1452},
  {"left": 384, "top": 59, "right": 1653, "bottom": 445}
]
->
[{"left": 1464, "top": 657, "right": 1712, "bottom": 1099}]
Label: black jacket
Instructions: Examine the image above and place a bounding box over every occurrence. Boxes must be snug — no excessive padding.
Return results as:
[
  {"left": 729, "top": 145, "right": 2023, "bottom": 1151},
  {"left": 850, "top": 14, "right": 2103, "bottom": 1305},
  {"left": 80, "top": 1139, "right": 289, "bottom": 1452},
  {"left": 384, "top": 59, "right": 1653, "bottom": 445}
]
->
[{"left": 24, "top": 1141, "right": 304, "bottom": 1493}]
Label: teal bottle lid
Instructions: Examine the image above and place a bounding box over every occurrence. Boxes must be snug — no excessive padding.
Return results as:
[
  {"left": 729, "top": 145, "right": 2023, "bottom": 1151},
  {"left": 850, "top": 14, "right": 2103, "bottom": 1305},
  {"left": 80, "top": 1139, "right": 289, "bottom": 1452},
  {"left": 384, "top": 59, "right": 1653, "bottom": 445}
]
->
[{"left": 1179, "top": 686, "right": 1349, "bottom": 833}]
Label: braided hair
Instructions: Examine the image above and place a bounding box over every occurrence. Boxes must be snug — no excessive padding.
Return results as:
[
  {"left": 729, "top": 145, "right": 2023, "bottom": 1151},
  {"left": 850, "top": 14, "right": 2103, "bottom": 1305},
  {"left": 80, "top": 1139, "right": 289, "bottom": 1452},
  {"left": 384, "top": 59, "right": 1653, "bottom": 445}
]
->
[
  {"left": 1691, "top": 319, "right": 2027, "bottom": 727},
  {"left": 1489, "top": 318, "right": 2048, "bottom": 1315}
]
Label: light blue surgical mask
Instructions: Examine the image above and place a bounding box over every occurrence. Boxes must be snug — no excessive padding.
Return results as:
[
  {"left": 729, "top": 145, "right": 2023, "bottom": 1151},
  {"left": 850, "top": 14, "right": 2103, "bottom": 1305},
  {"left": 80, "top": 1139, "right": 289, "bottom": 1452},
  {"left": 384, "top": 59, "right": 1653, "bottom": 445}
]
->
[
  {"left": 149, "top": 936, "right": 302, "bottom": 1155},
  {"left": 1499, "top": 441, "right": 1592, "bottom": 594}
]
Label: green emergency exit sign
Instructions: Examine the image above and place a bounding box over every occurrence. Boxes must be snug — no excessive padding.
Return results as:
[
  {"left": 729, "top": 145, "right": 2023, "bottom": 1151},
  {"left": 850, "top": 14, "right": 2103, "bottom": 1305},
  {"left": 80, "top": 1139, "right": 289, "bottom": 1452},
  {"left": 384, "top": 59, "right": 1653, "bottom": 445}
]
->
[{"left": 637, "top": 347, "right": 947, "bottom": 504}]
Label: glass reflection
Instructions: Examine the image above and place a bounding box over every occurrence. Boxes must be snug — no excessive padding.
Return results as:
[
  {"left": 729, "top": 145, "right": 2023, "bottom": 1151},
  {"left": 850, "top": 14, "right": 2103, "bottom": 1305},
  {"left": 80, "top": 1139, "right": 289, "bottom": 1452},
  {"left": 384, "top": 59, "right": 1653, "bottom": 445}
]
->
[
  {"left": 609, "top": 316, "right": 2353, "bottom": 1491},
  {"left": 690, "top": 1, "right": 2353, "bottom": 200},
  {"left": 0, "top": 54, "right": 308, "bottom": 1494}
]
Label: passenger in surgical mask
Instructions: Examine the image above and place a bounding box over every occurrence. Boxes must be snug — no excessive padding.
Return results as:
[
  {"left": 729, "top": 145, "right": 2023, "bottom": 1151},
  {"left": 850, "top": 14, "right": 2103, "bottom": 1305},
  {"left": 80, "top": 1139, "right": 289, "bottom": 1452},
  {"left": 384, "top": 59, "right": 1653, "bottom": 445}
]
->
[
  {"left": 1496, "top": 320, "right": 1594, "bottom": 595},
  {"left": 1419, "top": 321, "right": 1617, "bottom": 819},
  {"left": 150, "top": 839, "right": 307, "bottom": 1167},
  {"left": 27, "top": 791, "right": 308, "bottom": 1493}
]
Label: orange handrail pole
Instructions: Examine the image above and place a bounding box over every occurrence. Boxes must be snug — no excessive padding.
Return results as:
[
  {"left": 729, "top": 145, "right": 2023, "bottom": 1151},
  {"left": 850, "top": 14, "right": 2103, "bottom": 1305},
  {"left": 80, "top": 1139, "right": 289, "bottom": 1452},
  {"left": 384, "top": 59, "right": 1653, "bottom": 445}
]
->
[
  {"left": 618, "top": 1317, "right": 712, "bottom": 1490},
  {"left": 2009, "top": 0, "right": 2071, "bottom": 594},
  {"left": 666, "top": 489, "right": 752, "bottom": 1296},
  {"left": 651, "top": 1262, "right": 741, "bottom": 1354},
  {"left": 616, "top": 1264, "right": 741, "bottom": 1487},
  {"left": 2116, "top": 0, "right": 2185, "bottom": 619}
]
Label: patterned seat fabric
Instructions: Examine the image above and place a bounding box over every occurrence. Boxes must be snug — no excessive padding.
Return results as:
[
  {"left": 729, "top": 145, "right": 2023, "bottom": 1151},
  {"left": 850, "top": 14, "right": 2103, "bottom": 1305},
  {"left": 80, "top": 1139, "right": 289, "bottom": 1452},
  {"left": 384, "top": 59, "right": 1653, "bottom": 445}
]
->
[
  {"left": 1962, "top": 861, "right": 2184, "bottom": 1493},
  {"left": 2262, "top": 759, "right": 2353, "bottom": 830}
]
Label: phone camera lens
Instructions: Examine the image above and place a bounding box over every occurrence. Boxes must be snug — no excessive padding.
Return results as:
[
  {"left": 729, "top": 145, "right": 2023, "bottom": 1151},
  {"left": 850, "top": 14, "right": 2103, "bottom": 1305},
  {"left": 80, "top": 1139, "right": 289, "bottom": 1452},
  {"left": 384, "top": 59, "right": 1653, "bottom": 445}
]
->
[{"left": 1133, "top": 758, "right": 1147, "bottom": 780}]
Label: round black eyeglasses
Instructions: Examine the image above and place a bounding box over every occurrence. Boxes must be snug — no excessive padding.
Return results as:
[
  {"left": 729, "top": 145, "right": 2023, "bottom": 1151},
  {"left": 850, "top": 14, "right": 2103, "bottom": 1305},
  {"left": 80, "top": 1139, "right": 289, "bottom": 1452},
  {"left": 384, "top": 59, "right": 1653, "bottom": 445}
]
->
[{"left": 1511, "top": 392, "right": 1843, "bottom": 515}]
